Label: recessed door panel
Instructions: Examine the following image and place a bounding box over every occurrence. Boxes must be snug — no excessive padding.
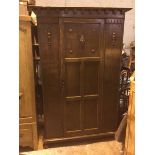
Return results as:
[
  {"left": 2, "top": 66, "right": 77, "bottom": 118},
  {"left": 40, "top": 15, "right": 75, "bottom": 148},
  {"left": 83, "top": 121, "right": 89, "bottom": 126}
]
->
[
  {"left": 84, "top": 61, "right": 99, "bottom": 95},
  {"left": 84, "top": 98, "right": 98, "bottom": 129},
  {"left": 83, "top": 24, "right": 100, "bottom": 57},
  {"left": 38, "top": 24, "right": 59, "bottom": 63},
  {"left": 65, "top": 62, "right": 80, "bottom": 97},
  {"left": 65, "top": 100, "right": 81, "bottom": 132},
  {"left": 64, "top": 24, "right": 81, "bottom": 57}
]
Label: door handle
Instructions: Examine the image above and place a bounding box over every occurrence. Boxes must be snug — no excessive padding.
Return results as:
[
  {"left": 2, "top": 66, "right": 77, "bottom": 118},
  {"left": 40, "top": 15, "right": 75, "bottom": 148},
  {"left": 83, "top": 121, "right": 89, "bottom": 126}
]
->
[{"left": 79, "top": 34, "right": 85, "bottom": 49}]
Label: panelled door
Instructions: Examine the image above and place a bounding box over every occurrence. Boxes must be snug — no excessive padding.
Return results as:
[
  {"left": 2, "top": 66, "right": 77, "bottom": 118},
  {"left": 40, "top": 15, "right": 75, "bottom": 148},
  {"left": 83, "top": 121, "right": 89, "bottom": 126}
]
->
[{"left": 60, "top": 19, "right": 104, "bottom": 137}]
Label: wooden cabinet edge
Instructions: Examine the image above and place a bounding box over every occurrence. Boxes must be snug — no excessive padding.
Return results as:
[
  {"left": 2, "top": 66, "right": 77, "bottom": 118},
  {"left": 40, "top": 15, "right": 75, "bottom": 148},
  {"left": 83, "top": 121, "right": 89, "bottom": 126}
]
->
[
  {"left": 32, "top": 122, "right": 38, "bottom": 150},
  {"left": 19, "top": 122, "right": 38, "bottom": 150},
  {"left": 19, "top": 15, "right": 32, "bottom": 22},
  {"left": 19, "top": 15, "right": 38, "bottom": 150}
]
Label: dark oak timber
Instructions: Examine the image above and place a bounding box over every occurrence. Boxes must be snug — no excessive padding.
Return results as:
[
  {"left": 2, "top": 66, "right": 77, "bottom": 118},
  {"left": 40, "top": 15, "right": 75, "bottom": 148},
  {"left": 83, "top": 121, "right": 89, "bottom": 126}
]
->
[{"left": 28, "top": 6, "right": 131, "bottom": 145}]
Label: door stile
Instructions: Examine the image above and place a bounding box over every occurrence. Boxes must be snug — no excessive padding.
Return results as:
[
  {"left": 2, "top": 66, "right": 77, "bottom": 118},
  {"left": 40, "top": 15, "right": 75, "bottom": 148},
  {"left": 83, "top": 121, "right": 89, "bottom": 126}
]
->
[
  {"left": 100, "top": 19, "right": 105, "bottom": 130},
  {"left": 59, "top": 18, "right": 65, "bottom": 136},
  {"left": 80, "top": 60, "right": 84, "bottom": 131},
  {"left": 97, "top": 20, "right": 104, "bottom": 131}
]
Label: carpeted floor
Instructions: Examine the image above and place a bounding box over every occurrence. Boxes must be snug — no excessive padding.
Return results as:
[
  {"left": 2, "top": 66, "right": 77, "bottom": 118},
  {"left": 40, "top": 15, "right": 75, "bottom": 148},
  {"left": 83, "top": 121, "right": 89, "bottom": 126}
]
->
[{"left": 21, "top": 140, "right": 122, "bottom": 155}]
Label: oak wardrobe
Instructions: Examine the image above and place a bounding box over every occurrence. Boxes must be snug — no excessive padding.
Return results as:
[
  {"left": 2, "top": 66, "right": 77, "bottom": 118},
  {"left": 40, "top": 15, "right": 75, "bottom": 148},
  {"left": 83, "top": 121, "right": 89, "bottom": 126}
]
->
[{"left": 29, "top": 6, "right": 131, "bottom": 145}]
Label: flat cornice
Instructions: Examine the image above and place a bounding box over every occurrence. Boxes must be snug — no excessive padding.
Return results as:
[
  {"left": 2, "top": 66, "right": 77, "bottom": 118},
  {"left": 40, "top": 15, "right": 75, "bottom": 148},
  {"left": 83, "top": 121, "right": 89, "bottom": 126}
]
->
[
  {"left": 28, "top": 6, "right": 132, "bottom": 19},
  {"left": 28, "top": 6, "right": 132, "bottom": 12}
]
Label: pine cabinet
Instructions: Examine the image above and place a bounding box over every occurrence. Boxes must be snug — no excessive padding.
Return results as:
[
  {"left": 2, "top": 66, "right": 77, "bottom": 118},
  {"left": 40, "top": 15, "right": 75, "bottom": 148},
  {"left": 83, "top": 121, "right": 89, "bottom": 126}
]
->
[
  {"left": 19, "top": 15, "right": 38, "bottom": 150},
  {"left": 124, "top": 79, "right": 135, "bottom": 155}
]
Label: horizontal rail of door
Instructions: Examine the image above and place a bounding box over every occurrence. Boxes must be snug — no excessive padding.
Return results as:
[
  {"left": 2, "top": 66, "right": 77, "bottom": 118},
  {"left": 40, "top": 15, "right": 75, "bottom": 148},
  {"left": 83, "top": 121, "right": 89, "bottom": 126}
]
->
[
  {"left": 65, "top": 94, "right": 99, "bottom": 101},
  {"left": 83, "top": 94, "right": 99, "bottom": 99},
  {"left": 65, "top": 57, "right": 100, "bottom": 62},
  {"left": 65, "top": 96, "right": 82, "bottom": 101}
]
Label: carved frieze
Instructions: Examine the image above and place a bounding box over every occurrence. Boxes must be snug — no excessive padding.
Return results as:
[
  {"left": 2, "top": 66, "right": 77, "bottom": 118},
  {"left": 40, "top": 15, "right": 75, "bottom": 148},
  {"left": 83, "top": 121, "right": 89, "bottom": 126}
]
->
[
  {"left": 105, "top": 19, "right": 124, "bottom": 24},
  {"left": 28, "top": 6, "right": 131, "bottom": 19}
]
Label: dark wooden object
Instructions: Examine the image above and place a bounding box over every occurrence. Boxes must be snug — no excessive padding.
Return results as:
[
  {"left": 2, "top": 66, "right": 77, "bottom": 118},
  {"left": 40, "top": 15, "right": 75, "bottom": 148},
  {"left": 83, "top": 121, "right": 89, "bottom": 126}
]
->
[
  {"left": 31, "top": 24, "right": 44, "bottom": 119},
  {"left": 119, "top": 67, "right": 130, "bottom": 123},
  {"left": 129, "top": 41, "right": 135, "bottom": 74},
  {"left": 28, "top": 6, "right": 131, "bottom": 145}
]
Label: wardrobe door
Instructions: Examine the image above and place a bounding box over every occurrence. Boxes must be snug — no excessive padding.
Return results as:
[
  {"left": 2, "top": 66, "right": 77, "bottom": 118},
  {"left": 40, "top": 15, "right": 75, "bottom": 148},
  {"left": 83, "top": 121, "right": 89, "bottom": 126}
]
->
[
  {"left": 61, "top": 19, "right": 103, "bottom": 137},
  {"left": 38, "top": 23, "right": 63, "bottom": 139}
]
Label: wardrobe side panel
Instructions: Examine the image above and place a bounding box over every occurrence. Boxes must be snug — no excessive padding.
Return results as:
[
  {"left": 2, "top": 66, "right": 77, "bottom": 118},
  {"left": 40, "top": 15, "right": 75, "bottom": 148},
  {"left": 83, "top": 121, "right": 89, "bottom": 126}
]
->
[
  {"left": 102, "top": 20, "right": 124, "bottom": 132},
  {"left": 38, "top": 22, "right": 63, "bottom": 138}
]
